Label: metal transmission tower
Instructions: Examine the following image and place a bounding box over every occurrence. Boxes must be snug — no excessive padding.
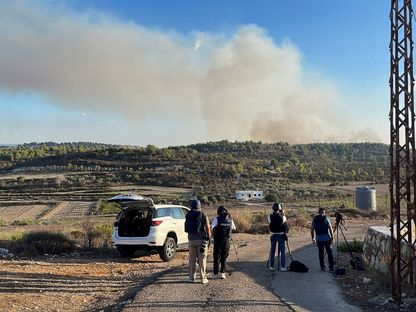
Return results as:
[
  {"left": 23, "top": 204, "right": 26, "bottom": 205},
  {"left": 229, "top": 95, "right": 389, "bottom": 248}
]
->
[{"left": 390, "top": 0, "right": 416, "bottom": 301}]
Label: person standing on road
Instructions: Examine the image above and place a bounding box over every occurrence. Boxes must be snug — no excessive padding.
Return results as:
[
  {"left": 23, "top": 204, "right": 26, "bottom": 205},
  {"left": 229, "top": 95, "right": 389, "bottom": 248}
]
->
[
  {"left": 268, "top": 203, "right": 288, "bottom": 271},
  {"left": 211, "top": 206, "right": 236, "bottom": 279},
  {"left": 311, "top": 208, "right": 334, "bottom": 272},
  {"left": 185, "top": 199, "right": 211, "bottom": 284}
]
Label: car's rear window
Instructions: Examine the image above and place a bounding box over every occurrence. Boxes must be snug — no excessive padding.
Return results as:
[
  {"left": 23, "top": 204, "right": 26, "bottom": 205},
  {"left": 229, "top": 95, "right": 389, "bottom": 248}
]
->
[
  {"left": 172, "top": 207, "right": 185, "bottom": 219},
  {"left": 154, "top": 208, "right": 172, "bottom": 218}
]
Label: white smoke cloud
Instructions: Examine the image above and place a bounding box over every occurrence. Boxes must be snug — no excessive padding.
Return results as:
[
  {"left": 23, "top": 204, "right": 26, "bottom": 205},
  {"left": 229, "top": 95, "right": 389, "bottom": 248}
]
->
[{"left": 0, "top": 1, "right": 381, "bottom": 144}]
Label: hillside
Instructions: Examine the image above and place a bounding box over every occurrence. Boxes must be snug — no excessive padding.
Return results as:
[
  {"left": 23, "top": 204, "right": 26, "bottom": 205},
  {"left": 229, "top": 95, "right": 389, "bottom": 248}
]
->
[{"left": 0, "top": 141, "right": 388, "bottom": 203}]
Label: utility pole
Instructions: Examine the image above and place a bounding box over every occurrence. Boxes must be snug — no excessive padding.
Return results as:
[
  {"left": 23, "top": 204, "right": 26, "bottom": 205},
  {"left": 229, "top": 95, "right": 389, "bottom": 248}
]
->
[{"left": 390, "top": 0, "right": 416, "bottom": 302}]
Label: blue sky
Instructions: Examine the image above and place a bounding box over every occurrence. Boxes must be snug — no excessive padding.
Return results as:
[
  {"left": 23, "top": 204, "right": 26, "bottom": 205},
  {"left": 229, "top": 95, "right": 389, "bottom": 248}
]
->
[{"left": 0, "top": 0, "right": 390, "bottom": 146}]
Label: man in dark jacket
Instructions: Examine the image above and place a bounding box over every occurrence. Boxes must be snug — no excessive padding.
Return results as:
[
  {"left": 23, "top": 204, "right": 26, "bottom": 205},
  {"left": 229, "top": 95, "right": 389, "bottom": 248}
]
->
[
  {"left": 311, "top": 208, "right": 334, "bottom": 271},
  {"left": 185, "top": 199, "right": 211, "bottom": 284},
  {"left": 211, "top": 206, "right": 236, "bottom": 279}
]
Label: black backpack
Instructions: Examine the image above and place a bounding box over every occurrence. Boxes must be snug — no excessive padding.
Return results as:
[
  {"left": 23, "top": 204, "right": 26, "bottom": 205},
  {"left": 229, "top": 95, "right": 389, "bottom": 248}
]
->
[
  {"left": 289, "top": 260, "right": 309, "bottom": 273},
  {"left": 185, "top": 210, "right": 204, "bottom": 234}
]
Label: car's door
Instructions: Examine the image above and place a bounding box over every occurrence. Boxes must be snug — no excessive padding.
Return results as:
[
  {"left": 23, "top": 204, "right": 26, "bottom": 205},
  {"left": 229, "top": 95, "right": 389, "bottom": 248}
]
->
[{"left": 172, "top": 207, "right": 187, "bottom": 244}]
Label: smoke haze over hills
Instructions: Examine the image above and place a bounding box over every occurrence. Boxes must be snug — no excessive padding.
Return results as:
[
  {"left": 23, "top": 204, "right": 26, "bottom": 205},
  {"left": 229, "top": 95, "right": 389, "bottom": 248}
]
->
[{"left": 0, "top": 2, "right": 382, "bottom": 145}]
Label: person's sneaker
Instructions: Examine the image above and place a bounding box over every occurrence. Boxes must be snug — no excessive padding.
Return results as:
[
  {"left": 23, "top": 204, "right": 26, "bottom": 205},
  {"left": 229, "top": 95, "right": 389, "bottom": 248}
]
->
[
  {"left": 320, "top": 267, "right": 325, "bottom": 271},
  {"left": 221, "top": 273, "right": 227, "bottom": 279},
  {"left": 269, "top": 267, "right": 275, "bottom": 271},
  {"left": 201, "top": 278, "right": 209, "bottom": 284},
  {"left": 329, "top": 267, "right": 334, "bottom": 272},
  {"left": 280, "top": 267, "right": 287, "bottom": 272},
  {"left": 210, "top": 274, "right": 220, "bottom": 279},
  {"left": 188, "top": 278, "right": 196, "bottom": 283}
]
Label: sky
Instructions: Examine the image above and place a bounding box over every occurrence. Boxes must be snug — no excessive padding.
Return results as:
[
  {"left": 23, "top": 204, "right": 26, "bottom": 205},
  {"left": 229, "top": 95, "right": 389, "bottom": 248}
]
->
[{"left": 0, "top": 0, "right": 391, "bottom": 147}]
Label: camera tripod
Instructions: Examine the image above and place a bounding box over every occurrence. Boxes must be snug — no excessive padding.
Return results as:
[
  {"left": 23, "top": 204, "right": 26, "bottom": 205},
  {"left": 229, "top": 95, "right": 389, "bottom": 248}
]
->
[{"left": 334, "top": 215, "right": 363, "bottom": 271}]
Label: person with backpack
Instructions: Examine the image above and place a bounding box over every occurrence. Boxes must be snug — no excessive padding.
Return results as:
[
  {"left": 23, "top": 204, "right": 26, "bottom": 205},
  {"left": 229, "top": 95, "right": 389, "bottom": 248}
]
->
[
  {"left": 211, "top": 206, "right": 236, "bottom": 279},
  {"left": 268, "top": 203, "right": 288, "bottom": 271},
  {"left": 311, "top": 207, "right": 334, "bottom": 272},
  {"left": 185, "top": 199, "right": 211, "bottom": 284}
]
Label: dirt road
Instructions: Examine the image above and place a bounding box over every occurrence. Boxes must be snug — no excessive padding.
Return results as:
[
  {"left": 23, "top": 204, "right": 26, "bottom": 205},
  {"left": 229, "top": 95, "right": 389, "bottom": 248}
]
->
[
  {"left": 123, "top": 234, "right": 293, "bottom": 312},
  {"left": 0, "top": 220, "right": 382, "bottom": 312}
]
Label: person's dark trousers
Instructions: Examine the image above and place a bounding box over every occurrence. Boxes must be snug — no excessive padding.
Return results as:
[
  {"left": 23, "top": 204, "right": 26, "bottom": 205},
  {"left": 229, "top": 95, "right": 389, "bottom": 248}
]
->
[
  {"left": 213, "top": 238, "right": 230, "bottom": 274},
  {"left": 317, "top": 240, "right": 334, "bottom": 270}
]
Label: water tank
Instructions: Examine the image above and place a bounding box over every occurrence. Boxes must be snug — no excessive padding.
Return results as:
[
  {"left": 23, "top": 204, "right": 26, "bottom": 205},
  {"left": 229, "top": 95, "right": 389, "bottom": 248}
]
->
[{"left": 355, "top": 186, "right": 376, "bottom": 211}]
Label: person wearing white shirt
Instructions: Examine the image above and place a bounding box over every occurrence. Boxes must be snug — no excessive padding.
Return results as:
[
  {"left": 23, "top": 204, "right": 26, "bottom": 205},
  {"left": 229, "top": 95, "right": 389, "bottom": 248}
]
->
[{"left": 211, "top": 206, "right": 236, "bottom": 279}]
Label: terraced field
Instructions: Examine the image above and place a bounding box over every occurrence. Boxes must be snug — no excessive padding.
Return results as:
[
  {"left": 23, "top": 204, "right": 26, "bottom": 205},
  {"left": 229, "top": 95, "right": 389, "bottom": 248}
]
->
[
  {"left": 0, "top": 205, "right": 51, "bottom": 222},
  {"left": 0, "top": 202, "right": 96, "bottom": 222},
  {"left": 39, "top": 201, "right": 95, "bottom": 220}
]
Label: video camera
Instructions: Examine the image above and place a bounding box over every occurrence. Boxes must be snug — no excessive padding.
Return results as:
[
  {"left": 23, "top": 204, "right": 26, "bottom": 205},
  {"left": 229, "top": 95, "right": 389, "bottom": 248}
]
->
[
  {"left": 200, "top": 237, "right": 209, "bottom": 253},
  {"left": 335, "top": 211, "right": 344, "bottom": 227}
]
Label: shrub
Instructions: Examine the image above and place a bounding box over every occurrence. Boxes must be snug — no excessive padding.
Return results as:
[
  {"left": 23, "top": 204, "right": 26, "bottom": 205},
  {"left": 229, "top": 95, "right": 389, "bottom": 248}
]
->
[
  {"left": 97, "top": 201, "right": 120, "bottom": 215},
  {"left": 81, "top": 221, "right": 113, "bottom": 249},
  {"left": 265, "top": 194, "right": 278, "bottom": 202},
  {"left": 0, "top": 220, "right": 6, "bottom": 227},
  {"left": 11, "top": 219, "right": 35, "bottom": 226},
  {"left": 3, "top": 231, "right": 75, "bottom": 256},
  {"left": 338, "top": 239, "right": 364, "bottom": 253}
]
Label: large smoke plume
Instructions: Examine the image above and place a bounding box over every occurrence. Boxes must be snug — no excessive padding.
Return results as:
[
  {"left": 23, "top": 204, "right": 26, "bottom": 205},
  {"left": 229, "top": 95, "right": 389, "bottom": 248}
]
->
[{"left": 0, "top": 2, "right": 381, "bottom": 144}]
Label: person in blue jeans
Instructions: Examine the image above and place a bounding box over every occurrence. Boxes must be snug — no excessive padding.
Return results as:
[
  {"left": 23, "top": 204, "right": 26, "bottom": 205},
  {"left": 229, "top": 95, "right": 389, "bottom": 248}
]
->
[
  {"left": 268, "top": 203, "right": 288, "bottom": 271},
  {"left": 311, "top": 208, "right": 334, "bottom": 271}
]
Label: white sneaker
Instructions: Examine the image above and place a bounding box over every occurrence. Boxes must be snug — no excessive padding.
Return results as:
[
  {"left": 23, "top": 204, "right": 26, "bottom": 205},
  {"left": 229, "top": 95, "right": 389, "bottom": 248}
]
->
[
  {"left": 280, "top": 267, "right": 287, "bottom": 272},
  {"left": 221, "top": 273, "right": 226, "bottom": 279},
  {"left": 269, "top": 267, "right": 275, "bottom": 271},
  {"left": 201, "top": 278, "right": 209, "bottom": 284}
]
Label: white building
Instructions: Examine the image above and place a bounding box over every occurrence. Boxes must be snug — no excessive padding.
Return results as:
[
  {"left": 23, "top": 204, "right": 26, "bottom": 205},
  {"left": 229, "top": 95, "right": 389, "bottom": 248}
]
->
[{"left": 235, "top": 190, "right": 263, "bottom": 201}]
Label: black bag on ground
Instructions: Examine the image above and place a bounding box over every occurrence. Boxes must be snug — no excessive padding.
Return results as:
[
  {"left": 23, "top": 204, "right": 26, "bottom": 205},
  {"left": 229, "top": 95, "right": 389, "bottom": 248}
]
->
[
  {"left": 286, "top": 239, "right": 309, "bottom": 273},
  {"left": 289, "top": 260, "right": 309, "bottom": 273}
]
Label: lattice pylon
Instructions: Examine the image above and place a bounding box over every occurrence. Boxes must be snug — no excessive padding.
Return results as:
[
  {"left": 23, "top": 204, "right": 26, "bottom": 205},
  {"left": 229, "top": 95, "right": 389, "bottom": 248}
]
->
[{"left": 390, "top": 0, "right": 416, "bottom": 303}]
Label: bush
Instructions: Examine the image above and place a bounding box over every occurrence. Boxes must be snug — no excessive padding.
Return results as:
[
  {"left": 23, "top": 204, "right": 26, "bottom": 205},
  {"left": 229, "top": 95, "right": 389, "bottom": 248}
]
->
[
  {"left": 97, "top": 201, "right": 120, "bottom": 214},
  {"left": 81, "top": 221, "right": 113, "bottom": 249},
  {"left": 11, "top": 219, "right": 35, "bottom": 226},
  {"left": 338, "top": 239, "right": 364, "bottom": 253},
  {"left": 3, "top": 231, "right": 75, "bottom": 256},
  {"left": 265, "top": 194, "right": 278, "bottom": 202}
]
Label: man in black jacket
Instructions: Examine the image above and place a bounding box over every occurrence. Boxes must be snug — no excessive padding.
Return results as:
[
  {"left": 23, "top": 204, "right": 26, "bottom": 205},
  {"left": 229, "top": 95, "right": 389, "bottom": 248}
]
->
[
  {"left": 211, "top": 206, "right": 236, "bottom": 279},
  {"left": 185, "top": 200, "right": 211, "bottom": 284},
  {"left": 311, "top": 208, "right": 334, "bottom": 271}
]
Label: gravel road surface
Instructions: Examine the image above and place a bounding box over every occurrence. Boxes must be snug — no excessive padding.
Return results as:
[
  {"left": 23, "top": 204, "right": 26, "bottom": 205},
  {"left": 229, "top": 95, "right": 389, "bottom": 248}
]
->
[
  {"left": 123, "top": 228, "right": 363, "bottom": 312},
  {"left": 123, "top": 235, "right": 293, "bottom": 312}
]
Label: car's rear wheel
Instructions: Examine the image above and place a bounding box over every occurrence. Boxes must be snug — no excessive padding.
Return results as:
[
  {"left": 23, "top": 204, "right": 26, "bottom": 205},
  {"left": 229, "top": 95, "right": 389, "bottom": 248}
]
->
[
  {"left": 159, "top": 237, "right": 176, "bottom": 261},
  {"left": 117, "top": 245, "right": 136, "bottom": 257}
]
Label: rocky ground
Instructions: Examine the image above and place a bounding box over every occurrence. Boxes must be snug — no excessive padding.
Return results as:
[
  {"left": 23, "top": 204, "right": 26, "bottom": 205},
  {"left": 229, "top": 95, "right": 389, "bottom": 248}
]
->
[{"left": 1, "top": 219, "right": 415, "bottom": 312}]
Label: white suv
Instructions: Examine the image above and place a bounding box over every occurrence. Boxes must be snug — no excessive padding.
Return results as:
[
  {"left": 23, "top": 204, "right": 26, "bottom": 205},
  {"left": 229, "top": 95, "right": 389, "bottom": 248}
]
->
[{"left": 109, "top": 194, "right": 190, "bottom": 261}]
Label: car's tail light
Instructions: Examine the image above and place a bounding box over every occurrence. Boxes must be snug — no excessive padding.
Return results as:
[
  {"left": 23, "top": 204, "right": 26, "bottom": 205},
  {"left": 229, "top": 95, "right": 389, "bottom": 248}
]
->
[
  {"left": 152, "top": 220, "right": 163, "bottom": 226},
  {"left": 113, "top": 221, "right": 119, "bottom": 227}
]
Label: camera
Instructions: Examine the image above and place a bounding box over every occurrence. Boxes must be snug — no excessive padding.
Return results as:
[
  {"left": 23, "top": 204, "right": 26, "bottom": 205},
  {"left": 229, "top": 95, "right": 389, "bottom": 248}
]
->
[
  {"left": 200, "top": 238, "right": 209, "bottom": 253},
  {"left": 335, "top": 211, "right": 343, "bottom": 226}
]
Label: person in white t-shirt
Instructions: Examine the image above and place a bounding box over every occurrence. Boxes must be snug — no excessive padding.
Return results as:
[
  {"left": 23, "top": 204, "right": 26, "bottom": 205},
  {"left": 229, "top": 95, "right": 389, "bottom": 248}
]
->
[{"left": 210, "top": 206, "right": 236, "bottom": 279}]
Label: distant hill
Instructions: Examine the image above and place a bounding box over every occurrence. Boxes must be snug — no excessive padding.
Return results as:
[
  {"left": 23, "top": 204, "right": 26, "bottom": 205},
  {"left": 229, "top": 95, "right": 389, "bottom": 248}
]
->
[
  {"left": 0, "top": 144, "right": 17, "bottom": 147},
  {"left": 0, "top": 141, "right": 388, "bottom": 198}
]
